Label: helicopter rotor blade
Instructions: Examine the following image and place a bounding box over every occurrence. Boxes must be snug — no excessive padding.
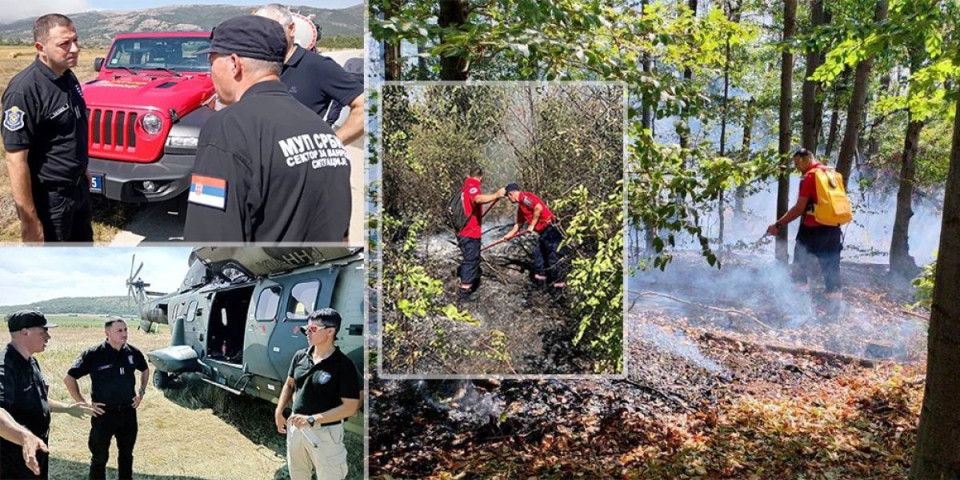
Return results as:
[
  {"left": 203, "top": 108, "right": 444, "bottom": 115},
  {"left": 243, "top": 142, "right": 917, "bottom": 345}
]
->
[{"left": 132, "top": 262, "right": 144, "bottom": 281}]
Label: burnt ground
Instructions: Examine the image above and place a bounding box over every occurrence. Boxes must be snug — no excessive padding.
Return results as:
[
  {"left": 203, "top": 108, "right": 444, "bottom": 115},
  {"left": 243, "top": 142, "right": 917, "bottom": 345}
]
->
[
  {"left": 380, "top": 232, "right": 603, "bottom": 376},
  {"left": 370, "top": 255, "right": 928, "bottom": 478}
]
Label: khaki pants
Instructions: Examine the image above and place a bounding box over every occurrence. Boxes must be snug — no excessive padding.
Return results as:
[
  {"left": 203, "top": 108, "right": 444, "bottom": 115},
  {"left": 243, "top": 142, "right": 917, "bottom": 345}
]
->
[{"left": 286, "top": 422, "right": 348, "bottom": 480}]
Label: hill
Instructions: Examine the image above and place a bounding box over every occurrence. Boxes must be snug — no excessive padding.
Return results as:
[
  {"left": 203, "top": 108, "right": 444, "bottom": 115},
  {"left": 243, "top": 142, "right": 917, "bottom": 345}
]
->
[
  {"left": 0, "top": 4, "right": 362, "bottom": 46},
  {"left": 0, "top": 296, "right": 139, "bottom": 317}
]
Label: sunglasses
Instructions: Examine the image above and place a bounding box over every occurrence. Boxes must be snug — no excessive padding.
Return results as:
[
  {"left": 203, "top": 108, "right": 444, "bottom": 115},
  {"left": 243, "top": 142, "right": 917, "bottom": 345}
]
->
[{"left": 299, "top": 324, "right": 336, "bottom": 334}]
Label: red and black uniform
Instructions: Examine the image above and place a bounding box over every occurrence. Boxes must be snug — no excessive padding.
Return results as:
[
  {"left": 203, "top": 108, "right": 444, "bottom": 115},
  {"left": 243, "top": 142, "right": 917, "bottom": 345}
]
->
[
  {"left": 516, "top": 192, "right": 566, "bottom": 285},
  {"left": 792, "top": 161, "right": 842, "bottom": 293},
  {"left": 457, "top": 177, "right": 484, "bottom": 293}
]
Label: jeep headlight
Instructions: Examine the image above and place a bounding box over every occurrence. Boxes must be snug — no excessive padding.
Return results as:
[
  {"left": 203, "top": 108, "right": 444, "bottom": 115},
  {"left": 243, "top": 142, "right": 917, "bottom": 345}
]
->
[
  {"left": 165, "top": 136, "right": 198, "bottom": 148},
  {"left": 141, "top": 113, "right": 163, "bottom": 135}
]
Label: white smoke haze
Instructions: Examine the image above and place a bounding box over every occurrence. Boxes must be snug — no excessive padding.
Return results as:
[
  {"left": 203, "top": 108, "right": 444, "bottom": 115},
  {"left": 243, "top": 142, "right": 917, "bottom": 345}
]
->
[{"left": 0, "top": 0, "right": 93, "bottom": 24}]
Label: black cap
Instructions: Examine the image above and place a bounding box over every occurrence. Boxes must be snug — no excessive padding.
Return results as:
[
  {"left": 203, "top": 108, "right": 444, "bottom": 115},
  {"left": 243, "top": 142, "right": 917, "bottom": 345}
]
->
[
  {"left": 505, "top": 183, "right": 520, "bottom": 194},
  {"left": 199, "top": 15, "right": 287, "bottom": 63},
  {"left": 8, "top": 310, "right": 58, "bottom": 332}
]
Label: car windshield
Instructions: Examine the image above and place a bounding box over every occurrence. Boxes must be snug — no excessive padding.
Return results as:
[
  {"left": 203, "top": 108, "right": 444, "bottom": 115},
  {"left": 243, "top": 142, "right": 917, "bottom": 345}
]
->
[{"left": 105, "top": 36, "right": 210, "bottom": 73}]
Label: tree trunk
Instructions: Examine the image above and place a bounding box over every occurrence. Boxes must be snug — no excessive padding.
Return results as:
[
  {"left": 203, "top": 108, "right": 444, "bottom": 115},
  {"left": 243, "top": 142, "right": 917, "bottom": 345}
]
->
[
  {"left": 735, "top": 99, "right": 754, "bottom": 214},
  {"left": 835, "top": 0, "right": 889, "bottom": 186},
  {"left": 437, "top": 0, "right": 469, "bottom": 80},
  {"left": 641, "top": 0, "right": 656, "bottom": 252},
  {"left": 889, "top": 49, "right": 926, "bottom": 279},
  {"left": 800, "top": 0, "right": 827, "bottom": 152},
  {"left": 909, "top": 86, "right": 960, "bottom": 480},
  {"left": 824, "top": 67, "right": 851, "bottom": 159},
  {"left": 381, "top": 2, "right": 402, "bottom": 81},
  {"left": 776, "top": 0, "right": 797, "bottom": 263},
  {"left": 678, "top": 0, "right": 697, "bottom": 151}
]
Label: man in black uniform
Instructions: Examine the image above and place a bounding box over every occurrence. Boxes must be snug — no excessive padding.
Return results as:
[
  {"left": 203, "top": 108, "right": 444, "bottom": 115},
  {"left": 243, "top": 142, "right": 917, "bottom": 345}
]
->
[
  {"left": 253, "top": 4, "right": 365, "bottom": 145},
  {"left": 1, "top": 14, "right": 92, "bottom": 243},
  {"left": 183, "top": 15, "right": 351, "bottom": 242},
  {"left": 274, "top": 308, "right": 360, "bottom": 480},
  {"left": 64, "top": 318, "right": 149, "bottom": 480},
  {"left": 1, "top": 311, "right": 95, "bottom": 479}
]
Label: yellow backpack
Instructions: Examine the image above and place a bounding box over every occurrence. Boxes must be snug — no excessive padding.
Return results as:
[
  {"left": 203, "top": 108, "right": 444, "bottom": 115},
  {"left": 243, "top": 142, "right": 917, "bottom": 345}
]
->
[{"left": 810, "top": 167, "right": 853, "bottom": 226}]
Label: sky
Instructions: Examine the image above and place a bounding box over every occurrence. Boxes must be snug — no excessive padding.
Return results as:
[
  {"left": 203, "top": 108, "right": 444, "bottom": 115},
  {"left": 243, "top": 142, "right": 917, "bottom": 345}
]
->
[
  {"left": 0, "top": 247, "right": 193, "bottom": 306},
  {"left": 1, "top": 0, "right": 361, "bottom": 24}
]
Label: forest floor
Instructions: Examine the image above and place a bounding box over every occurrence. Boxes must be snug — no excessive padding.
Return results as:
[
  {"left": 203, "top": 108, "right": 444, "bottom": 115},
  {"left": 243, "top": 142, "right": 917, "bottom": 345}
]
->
[
  {"left": 370, "top": 254, "right": 927, "bottom": 478},
  {"left": 379, "top": 231, "right": 605, "bottom": 376}
]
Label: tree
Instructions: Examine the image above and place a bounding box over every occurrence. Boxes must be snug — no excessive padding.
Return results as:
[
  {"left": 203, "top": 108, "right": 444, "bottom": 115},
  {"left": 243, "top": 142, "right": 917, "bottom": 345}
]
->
[
  {"left": 800, "top": 0, "right": 828, "bottom": 152},
  {"left": 835, "top": 0, "right": 889, "bottom": 185},
  {"left": 776, "top": 0, "right": 798, "bottom": 263},
  {"left": 910, "top": 84, "right": 960, "bottom": 480},
  {"left": 889, "top": 44, "right": 926, "bottom": 279}
]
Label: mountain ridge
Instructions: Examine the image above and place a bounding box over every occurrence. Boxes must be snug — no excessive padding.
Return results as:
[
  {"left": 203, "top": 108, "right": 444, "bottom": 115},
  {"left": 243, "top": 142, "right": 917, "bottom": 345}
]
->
[{"left": 0, "top": 4, "right": 362, "bottom": 46}]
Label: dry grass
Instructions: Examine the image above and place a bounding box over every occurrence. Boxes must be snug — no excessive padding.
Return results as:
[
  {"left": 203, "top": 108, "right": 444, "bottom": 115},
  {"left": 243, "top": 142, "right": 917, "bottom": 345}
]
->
[
  {"left": 1, "top": 46, "right": 136, "bottom": 244},
  {"left": 2, "top": 320, "right": 363, "bottom": 479}
]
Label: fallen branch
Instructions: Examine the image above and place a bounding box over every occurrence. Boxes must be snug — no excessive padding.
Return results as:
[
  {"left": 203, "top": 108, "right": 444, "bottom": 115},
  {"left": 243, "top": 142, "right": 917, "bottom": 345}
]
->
[
  {"left": 614, "top": 378, "right": 691, "bottom": 411},
  {"left": 629, "top": 290, "right": 773, "bottom": 330},
  {"left": 701, "top": 331, "right": 877, "bottom": 368},
  {"left": 900, "top": 309, "right": 930, "bottom": 321}
]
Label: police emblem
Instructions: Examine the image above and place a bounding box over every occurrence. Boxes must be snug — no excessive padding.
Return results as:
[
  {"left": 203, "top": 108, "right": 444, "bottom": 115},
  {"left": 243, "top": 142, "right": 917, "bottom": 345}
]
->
[
  {"left": 315, "top": 370, "right": 332, "bottom": 385},
  {"left": 3, "top": 106, "right": 24, "bottom": 131}
]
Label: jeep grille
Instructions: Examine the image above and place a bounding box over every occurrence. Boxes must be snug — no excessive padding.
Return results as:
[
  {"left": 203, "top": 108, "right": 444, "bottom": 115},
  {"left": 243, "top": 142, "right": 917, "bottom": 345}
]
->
[{"left": 88, "top": 108, "right": 137, "bottom": 148}]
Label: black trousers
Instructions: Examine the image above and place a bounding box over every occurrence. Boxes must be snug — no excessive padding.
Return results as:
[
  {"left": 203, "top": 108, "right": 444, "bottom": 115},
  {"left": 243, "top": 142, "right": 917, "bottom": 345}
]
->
[
  {"left": 533, "top": 224, "right": 567, "bottom": 284},
  {"left": 791, "top": 224, "right": 843, "bottom": 293},
  {"left": 32, "top": 178, "right": 93, "bottom": 242},
  {"left": 458, "top": 236, "right": 481, "bottom": 290},
  {"left": 88, "top": 407, "right": 137, "bottom": 480},
  {"left": 0, "top": 436, "right": 49, "bottom": 479}
]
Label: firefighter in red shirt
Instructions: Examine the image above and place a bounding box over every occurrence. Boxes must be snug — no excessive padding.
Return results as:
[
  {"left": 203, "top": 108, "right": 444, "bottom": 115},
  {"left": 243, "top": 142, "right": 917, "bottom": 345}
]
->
[
  {"left": 503, "top": 183, "right": 567, "bottom": 289},
  {"left": 766, "top": 148, "right": 843, "bottom": 303},
  {"left": 458, "top": 168, "right": 505, "bottom": 300}
]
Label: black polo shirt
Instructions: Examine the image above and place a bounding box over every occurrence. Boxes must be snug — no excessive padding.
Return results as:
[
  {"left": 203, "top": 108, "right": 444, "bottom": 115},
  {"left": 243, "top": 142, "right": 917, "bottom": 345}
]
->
[
  {"left": 287, "top": 346, "right": 359, "bottom": 418},
  {"left": 281, "top": 46, "right": 363, "bottom": 124},
  {"left": 0, "top": 343, "right": 51, "bottom": 476},
  {"left": 66, "top": 341, "right": 148, "bottom": 406},
  {"left": 1, "top": 58, "right": 88, "bottom": 183},
  {"left": 183, "top": 80, "right": 351, "bottom": 242}
]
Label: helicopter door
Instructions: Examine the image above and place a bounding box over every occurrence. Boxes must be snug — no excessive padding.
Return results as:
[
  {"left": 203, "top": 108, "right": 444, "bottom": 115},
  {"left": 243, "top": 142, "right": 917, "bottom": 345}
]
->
[
  {"left": 182, "top": 299, "right": 203, "bottom": 355},
  {"left": 244, "top": 268, "right": 341, "bottom": 382}
]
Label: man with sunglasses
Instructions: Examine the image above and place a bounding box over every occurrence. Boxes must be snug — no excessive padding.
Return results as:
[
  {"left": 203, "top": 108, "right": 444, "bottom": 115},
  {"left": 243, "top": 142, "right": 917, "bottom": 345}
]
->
[
  {"left": 274, "top": 308, "right": 360, "bottom": 480},
  {"left": 1, "top": 311, "right": 96, "bottom": 479}
]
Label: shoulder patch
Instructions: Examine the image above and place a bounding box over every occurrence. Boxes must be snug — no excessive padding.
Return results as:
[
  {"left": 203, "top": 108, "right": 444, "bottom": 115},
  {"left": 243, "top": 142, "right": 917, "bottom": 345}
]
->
[
  {"left": 188, "top": 174, "right": 227, "bottom": 210},
  {"left": 522, "top": 197, "right": 533, "bottom": 207},
  {"left": 469, "top": 187, "right": 478, "bottom": 195},
  {"left": 3, "top": 106, "right": 25, "bottom": 131}
]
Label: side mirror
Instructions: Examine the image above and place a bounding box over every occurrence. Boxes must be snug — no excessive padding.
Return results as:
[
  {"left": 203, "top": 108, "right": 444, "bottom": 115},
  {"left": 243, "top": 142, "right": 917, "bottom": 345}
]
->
[{"left": 94, "top": 57, "right": 104, "bottom": 72}]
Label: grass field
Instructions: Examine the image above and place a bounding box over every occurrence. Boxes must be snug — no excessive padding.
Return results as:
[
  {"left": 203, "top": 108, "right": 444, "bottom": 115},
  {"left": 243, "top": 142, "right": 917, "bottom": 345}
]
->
[
  {"left": 1, "top": 323, "right": 364, "bottom": 479},
  {"left": 0, "top": 45, "right": 137, "bottom": 244}
]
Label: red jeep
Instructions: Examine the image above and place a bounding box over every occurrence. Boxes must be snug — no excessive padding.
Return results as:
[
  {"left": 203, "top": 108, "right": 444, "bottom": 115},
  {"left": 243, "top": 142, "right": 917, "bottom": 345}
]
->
[{"left": 83, "top": 32, "right": 214, "bottom": 203}]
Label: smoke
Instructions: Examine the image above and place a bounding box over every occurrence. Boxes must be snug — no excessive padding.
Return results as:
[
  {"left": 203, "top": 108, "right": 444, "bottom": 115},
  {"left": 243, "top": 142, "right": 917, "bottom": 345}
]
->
[
  {"left": 411, "top": 380, "right": 504, "bottom": 426},
  {"left": 636, "top": 323, "right": 723, "bottom": 372},
  {"left": 629, "top": 254, "right": 928, "bottom": 362}
]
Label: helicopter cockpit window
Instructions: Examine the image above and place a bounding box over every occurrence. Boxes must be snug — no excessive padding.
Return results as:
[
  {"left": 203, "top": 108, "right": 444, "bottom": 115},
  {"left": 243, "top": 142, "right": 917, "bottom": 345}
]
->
[
  {"left": 255, "top": 286, "right": 282, "bottom": 321},
  {"left": 286, "top": 280, "right": 320, "bottom": 320},
  {"left": 185, "top": 300, "right": 199, "bottom": 322}
]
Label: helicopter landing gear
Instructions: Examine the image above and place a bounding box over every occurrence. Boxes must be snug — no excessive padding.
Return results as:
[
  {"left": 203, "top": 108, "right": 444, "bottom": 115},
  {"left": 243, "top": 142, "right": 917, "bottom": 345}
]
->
[{"left": 154, "top": 370, "right": 172, "bottom": 389}]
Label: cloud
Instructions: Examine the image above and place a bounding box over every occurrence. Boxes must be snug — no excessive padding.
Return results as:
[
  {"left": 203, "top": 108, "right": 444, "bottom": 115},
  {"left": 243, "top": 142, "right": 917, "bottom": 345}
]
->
[
  {"left": 0, "top": 0, "right": 93, "bottom": 24},
  {"left": 0, "top": 247, "right": 192, "bottom": 305}
]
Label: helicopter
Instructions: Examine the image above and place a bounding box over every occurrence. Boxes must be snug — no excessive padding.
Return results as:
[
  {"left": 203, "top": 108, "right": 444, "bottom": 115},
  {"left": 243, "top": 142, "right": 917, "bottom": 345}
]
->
[{"left": 129, "top": 246, "right": 365, "bottom": 433}]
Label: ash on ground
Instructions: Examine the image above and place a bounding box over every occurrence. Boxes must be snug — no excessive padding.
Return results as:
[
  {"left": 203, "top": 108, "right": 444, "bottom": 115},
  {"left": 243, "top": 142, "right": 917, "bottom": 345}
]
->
[
  {"left": 370, "top": 254, "right": 928, "bottom": 478},
  {"left": 380, "top": 232, "right": 607, "bottom": 375}
]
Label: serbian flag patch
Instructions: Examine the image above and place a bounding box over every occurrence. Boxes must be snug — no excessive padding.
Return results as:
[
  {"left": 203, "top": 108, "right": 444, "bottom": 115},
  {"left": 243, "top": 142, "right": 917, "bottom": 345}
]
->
[{"left": 188, "top": 174, "right": 227, "bottom": 210}]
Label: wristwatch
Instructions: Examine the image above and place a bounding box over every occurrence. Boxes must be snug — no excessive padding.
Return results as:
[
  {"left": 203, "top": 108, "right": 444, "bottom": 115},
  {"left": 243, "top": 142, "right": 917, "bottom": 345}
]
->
[
  {"left": 138, "top": 388, "right": 146, "bottom": 396},
  {"left": 306, "top": 415, "right": 315, "bottom": 426}
]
